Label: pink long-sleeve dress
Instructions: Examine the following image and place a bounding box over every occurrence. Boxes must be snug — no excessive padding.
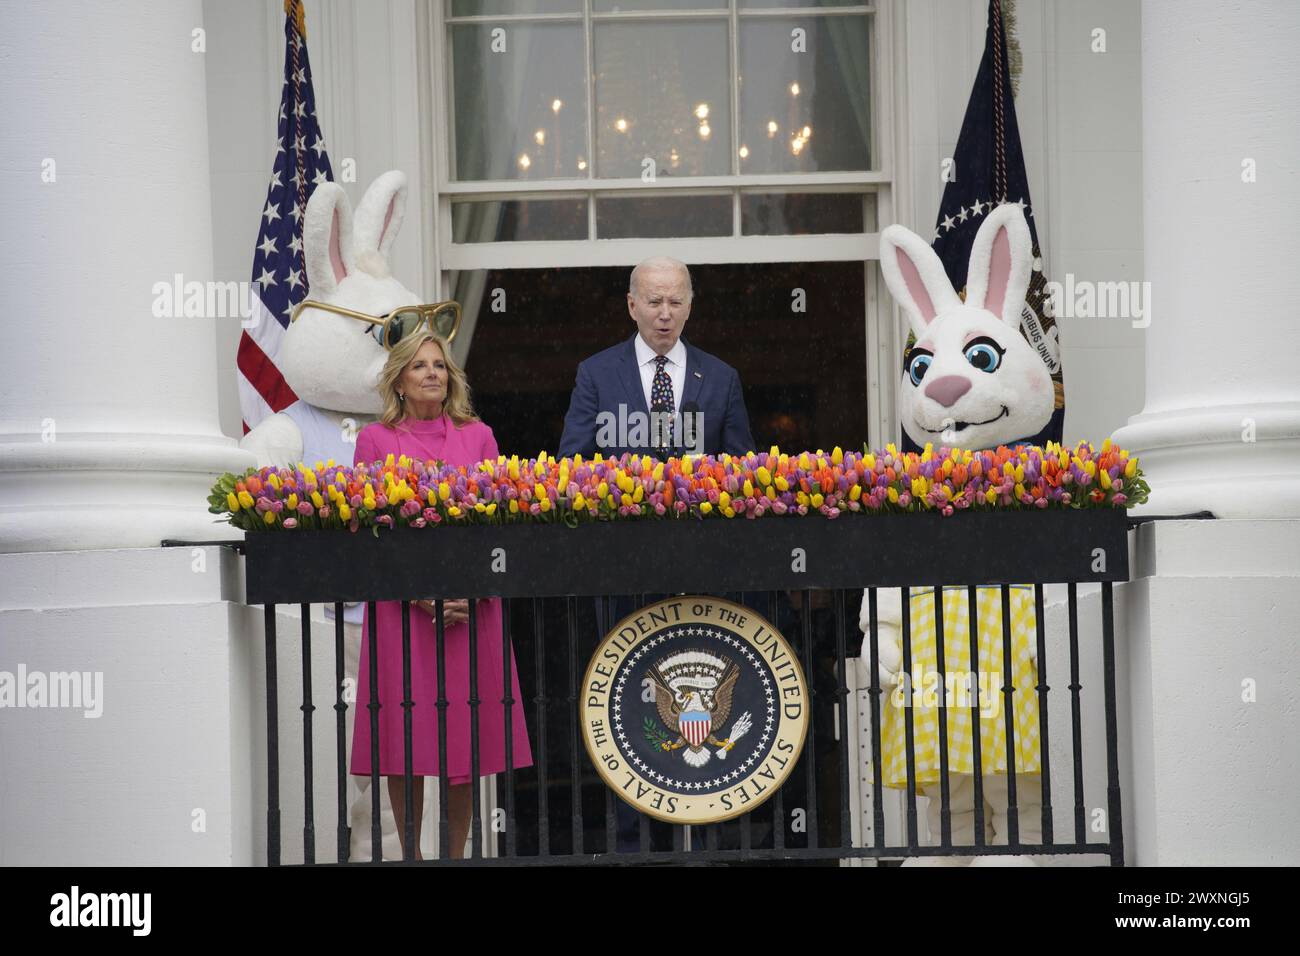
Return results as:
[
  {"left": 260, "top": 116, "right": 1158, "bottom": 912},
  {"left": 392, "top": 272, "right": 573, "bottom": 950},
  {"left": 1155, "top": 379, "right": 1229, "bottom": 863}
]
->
[{"left": 349, "top": 413, "right": 533, "bottom": 783}]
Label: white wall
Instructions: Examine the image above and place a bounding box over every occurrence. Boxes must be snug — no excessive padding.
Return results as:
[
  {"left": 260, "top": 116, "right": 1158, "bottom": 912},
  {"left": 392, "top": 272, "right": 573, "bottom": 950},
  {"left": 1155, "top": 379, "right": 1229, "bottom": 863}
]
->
[{"left": 904, "top": 0, "right": 1145, "bottom": 446}]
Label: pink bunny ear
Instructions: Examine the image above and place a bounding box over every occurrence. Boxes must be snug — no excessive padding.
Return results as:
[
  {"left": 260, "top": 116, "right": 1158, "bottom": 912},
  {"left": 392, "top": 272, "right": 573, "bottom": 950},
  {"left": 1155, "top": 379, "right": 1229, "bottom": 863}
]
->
[
  {"left": 879, "top": 224, "right": 961, "bottom": 337},
  {"left": 965, "top": 203, "right": 1032, "bottom": 327},
  {"left": 354, "top": 170, "right": 407, "bottom": 261},
  {"left": 303, "top": 183, "right": 355, "bottom": 298}
]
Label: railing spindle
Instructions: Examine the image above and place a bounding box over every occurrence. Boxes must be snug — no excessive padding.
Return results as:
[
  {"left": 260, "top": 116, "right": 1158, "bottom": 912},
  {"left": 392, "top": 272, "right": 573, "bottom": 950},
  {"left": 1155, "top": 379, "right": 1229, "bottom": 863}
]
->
[
  {"left": 567, "top": 595, "right": 583, "bottom": 855},
  {"left": 932, "top": 586, "right": 951, "bottom": 849},
  {"left": 834, "top": 589, "right": 851, "bottom": 850},
  {"left": 1067, "top": 582, "right": 1086, "bottom": 846},
  {"left": 533, "top": 598, "right": 549, "bottom": 857},
  {"left": 1101, "top": 582, "right": 1125, "bottom": 866},
  {"left": 968, "top": 586, "right": 985, "bottom": 849},
  {"left": 900, "top": 587, "right": 919, "bottom": 851},
  {"left": 1033, "top": 583, "right": 1054, "bottom": 846},
  {"left": 366, "top": 601, "right": 381, "bottom": 862},
  {"left": 999, "top": 584, "right": 1020, "bottom": 847},
  {"left": 435, "top": 599, "right": 450, "bottom": 858},
  {"left": 264, "top": 604, "right": 280, "bottom": 867},
  {"left": 300, "top": 605, "right": 315, "bottom": 865},
  {"left": 502, "top": 598, "right": 516, "bottom": 858},
  {"left": 469, "top": 597, "right": 482, "bottom": 859},
  {"left": 400, "top": 600, "right": 415, "bottom": 862},
  {"left": 333, "top": 603, "right": 348, "bottom": 863},
  {"left": 866, "top": 588, "right": 886, "bottom": 851}
]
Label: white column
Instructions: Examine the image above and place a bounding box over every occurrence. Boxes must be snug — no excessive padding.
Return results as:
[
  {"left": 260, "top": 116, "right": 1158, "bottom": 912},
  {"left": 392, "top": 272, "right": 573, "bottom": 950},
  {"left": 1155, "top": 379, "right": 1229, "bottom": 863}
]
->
[
  {"left": 1111, "top": 0, "right": 1300, "bottom": 517},
  {"left": 0, "top": 0, "right": 254, "bottom": 553}
]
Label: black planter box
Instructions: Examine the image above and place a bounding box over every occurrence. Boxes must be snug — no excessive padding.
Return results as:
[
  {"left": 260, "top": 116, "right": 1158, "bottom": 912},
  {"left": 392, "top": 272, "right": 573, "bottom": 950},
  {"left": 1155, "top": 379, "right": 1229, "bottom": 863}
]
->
[{"left": 242, "top": 509, "right": 1129, "bottom": 605}]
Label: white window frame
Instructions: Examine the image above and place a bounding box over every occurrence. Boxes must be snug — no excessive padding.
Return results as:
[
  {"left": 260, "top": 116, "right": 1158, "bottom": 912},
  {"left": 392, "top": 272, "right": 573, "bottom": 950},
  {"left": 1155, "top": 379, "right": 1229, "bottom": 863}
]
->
[{"left": 418, "top": 0, "right": 910, "bottom": 449}]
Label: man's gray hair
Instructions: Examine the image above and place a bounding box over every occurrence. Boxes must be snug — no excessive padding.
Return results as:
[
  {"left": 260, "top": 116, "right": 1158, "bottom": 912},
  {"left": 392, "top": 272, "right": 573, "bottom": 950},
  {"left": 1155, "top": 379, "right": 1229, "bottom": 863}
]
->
[{"left": 629, "top": 256, "right": 694, "bottom": 299}]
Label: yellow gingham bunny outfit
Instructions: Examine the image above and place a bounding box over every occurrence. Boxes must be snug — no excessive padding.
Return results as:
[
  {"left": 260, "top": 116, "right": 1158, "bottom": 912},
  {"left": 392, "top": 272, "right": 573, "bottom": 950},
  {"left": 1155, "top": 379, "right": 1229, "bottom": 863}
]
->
[{"left": 881, "top": 585, "right": 1041, "bottom": 790}]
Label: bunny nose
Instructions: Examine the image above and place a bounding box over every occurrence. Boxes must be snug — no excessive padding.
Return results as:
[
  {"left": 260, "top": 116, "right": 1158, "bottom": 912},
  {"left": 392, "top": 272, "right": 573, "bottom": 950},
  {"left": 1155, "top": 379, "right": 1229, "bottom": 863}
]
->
[{"left": 924, "top": 375, "right": 972, "bottom": 408}]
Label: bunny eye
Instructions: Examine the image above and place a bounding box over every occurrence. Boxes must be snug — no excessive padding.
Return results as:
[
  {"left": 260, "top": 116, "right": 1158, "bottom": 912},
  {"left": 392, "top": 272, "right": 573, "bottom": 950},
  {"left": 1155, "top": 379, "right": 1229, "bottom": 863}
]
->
[
  {"left": 907, "top": 350, "right": 933, "bottom": 386},
  {"left": 963, "top": 337, "right": 1004, "bottom": 373}
]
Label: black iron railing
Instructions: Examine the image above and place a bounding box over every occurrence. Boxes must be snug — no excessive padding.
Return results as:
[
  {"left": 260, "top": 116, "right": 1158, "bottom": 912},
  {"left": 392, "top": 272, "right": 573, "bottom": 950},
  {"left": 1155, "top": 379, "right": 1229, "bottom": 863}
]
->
[{"left": 241, "top": 509, "right": 1129, "bottom": 866}]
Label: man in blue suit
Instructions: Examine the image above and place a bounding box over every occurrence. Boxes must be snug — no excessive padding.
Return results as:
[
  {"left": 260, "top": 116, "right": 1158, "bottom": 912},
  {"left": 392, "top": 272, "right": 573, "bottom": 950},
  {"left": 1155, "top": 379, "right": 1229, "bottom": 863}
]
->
[
  {"left": 558, "top": 256, "right": 754, "bottom": 460},
  {"left": 558, "top": 256, "right": 756, "bottom": 854}
]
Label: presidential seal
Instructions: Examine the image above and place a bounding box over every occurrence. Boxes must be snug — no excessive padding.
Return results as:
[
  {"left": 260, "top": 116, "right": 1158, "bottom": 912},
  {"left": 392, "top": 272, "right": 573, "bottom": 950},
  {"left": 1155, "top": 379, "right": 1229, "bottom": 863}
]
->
[{"left": 581, "top": 597, "right": 809, "bottom": 825}]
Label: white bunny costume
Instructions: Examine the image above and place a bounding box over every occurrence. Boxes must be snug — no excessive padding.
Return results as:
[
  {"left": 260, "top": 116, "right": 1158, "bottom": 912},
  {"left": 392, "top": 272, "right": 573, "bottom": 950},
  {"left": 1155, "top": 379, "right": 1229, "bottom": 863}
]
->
[
  {"left": 861, "top": 204, "right": 1051, "bottom": 864},
  {"left": 240, "top": 170, "right": 423, "bottom": 861},
  {"left": 240, "top": 170, "right": 416, "bottom": 470}
]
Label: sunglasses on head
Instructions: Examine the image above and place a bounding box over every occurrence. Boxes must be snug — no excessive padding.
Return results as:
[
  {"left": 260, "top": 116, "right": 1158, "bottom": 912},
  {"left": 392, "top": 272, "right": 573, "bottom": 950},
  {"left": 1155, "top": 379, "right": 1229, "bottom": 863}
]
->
[{"left": 290, "top": 300, "right": 462, "bottom": 350}]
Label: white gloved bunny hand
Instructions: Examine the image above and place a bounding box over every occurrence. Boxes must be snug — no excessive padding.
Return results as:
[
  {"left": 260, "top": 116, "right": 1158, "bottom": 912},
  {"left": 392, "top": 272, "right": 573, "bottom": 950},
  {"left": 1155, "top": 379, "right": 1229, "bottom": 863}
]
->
[
  {"left": 240, "top": 170, "right": 420, "bottom": 470},
  {"left": 858, "top": 588, "right": 905, "bottom": 689}
]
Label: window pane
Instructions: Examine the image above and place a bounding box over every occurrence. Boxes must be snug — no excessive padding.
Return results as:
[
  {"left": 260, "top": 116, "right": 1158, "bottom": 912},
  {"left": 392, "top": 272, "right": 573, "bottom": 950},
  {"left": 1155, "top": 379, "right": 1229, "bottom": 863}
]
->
[
  {"left": 594, "top": 21, "right": 731, "bottom": 178},
  {"left": 596, "top": 194, "right": 731, "bottom": 238},
  {"left": 451, "top": 23, "right": 588, "bottom": 181},
  {"left": 450, "top": 0, "right": 581, "bottom": 16},
  {"left": 741, "top": 192, "right": 875, "bottom": 235},
  {"left": 594, "top": 0, "right": 725, "bottom": 10},
  {"left": 738, "top": 16, "right": 871, "bottom": 173},
  {"left": 452, "top": 200, "right": 589, "bottom": 242}
]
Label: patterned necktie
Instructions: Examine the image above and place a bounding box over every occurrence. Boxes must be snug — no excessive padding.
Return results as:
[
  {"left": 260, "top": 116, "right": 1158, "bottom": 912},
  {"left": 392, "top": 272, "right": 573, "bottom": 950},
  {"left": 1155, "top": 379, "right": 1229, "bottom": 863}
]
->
[{"left": 650, "top": 355, "right": 674, "bottom": 452}]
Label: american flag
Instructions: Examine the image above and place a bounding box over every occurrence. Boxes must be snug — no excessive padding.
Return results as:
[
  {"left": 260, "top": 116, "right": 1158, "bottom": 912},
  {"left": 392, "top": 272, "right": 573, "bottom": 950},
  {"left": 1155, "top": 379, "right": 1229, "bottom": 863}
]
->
[{"left": 237, "top": 0, "right": 334, "bottom": 434}]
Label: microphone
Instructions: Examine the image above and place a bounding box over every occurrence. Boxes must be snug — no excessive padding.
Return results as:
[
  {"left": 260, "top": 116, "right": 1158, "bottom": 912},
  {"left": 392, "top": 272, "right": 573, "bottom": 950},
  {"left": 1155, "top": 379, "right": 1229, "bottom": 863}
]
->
[{"left": 679, "top": 401, "right": 703, "bottom": 455}]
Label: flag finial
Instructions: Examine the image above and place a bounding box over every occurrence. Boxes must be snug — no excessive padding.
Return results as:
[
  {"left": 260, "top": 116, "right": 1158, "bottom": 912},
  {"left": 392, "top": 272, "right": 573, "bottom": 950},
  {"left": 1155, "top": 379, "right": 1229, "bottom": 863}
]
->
[{"left": 284, "top": 0, "right": 306, "bottom": 39}]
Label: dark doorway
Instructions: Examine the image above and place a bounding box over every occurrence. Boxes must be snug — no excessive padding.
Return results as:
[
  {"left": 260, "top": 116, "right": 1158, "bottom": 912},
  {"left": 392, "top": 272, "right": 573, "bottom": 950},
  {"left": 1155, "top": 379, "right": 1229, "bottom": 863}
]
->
[{"left": 460, "top": 261, "right": 868, "bottom": 458}]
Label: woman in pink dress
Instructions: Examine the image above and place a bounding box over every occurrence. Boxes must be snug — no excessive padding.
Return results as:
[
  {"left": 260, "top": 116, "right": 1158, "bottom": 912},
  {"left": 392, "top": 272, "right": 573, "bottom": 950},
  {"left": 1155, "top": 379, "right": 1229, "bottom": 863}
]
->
[{"left": 350, "top": 330, "right": 532, "bottom": 860}]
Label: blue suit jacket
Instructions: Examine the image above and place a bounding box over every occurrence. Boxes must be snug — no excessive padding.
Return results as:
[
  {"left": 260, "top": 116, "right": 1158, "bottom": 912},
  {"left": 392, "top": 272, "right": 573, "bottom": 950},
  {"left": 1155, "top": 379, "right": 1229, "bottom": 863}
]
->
[{"left": 558, "top": 335, "right": 755, "bottom": 458}]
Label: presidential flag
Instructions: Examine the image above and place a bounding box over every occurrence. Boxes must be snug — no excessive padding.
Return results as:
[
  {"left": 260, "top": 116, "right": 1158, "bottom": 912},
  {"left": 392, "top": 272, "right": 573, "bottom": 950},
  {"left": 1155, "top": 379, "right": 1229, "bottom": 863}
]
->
[
  {"left": 236, "top": 0, "right": 334, "bottom": 434},
  {"left": 900, "top": 0, "right": 1065, "bottom": 452}
]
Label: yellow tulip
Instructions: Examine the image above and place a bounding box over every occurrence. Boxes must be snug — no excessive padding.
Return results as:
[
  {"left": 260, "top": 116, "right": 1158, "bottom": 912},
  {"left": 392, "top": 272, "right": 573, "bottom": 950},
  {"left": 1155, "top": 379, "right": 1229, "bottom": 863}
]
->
[
  {"left": 486, "top": 503, "right": 497, "bottom": 516},
  {"left": 535, "top": 482, "right": 547, "bottom": 500},
  {"left": 311, "top": 491, "right": 324, "bottom": 509},
  {"left": 722, "top": 506, "right": 736, "bottom": 518},
  {"left": 985, "top": 488, "right": 997, "bottom": 504},
  {"left": 743, "top": 479, "right": 754, "bottom": 498},
  {"left": 227, "top": 492, "right": 240, "bottom": 512},
  {"left": 1015, "top": 482, "right": 1026, "bottom": 498},
  {"left": 633, "top": 484, "right": 644, "bottom": 503},
  {"left": 597, "top": 481, "right": 609, "bottom": 500},
  {"left": 384, "top": 453, "right": 395, "bottom": 468},
  {"left": 1125, "top": 458, "right": 1138, "bottom": 479},
  {"left": 339, "top": 503, "right": 352, "bottom": 521},
  {"left": 765, "top": 486, "right": 777, "bottom": 502},
  {"left": 438, "top": 482, "right": 451, "bottom": 502},
  {"left": 849, "top": 484, "right": 861, "bottom": 501},
  {"left": 267, "top": 472, "right": 281, "bottom": 490},
  {"left": 620, "top": 493, "right": 632, "bottom": 507},
  {"left": 775, "top": 475, "right": 789, "bottom": 492},
  {"left": 475, "top": 502, "right": 487, "bottom": 512},
  {"left": 682, "top": 457, "right": 694, "bottom": 476},
  {"left": 811, "top": 493, "right": 824, "bottom": 509},
  {"left": 448, "top": 506, "right": 461, "bottom": 517},
  {"left": 831, "top": 446, "right": 843, "bottom": 465},
  {"left": 1100, "top": 468, "right": 1112, "bottom": 490},
  {"left": 719, "top": 492, "right": 731, "bottom": 510},
  {"left": 509, "top": 499, "right": 519, "bottom": 514},
  {"left": 238, "top": 490, "right": 255, "bottom": 509},
  {"left": 769, "top": 445, "right": 779, "bottom": 458},
  {"left": 799, "top": 453, "right": 811, "bottom": 470},
  {"left": 700, "top": 501, "right": 713, "bottom": 514},
  {"left": 797, "top": 491, "right": 810, "bottom": 507},
  {"left": 286, "top": 493, "right": 298, "bottom": 510},
  {"left": 263, "top": 510, "right": 276, "bottom": 525},
  {"left": 887, "top": 487, "right": 899, "bottom": 504},
  {"left": 757, "top": 466, "right": 772, "bottom": 487},
  {"left": 573, "top": 494, "right": 586, "bottom": 511}
]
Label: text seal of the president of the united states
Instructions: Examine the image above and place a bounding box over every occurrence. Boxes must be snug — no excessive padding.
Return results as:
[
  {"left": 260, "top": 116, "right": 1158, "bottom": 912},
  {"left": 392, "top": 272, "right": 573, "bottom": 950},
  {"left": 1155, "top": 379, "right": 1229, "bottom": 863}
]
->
[{"left": 581, "top": 596, "right": 809, "bottom": 825}]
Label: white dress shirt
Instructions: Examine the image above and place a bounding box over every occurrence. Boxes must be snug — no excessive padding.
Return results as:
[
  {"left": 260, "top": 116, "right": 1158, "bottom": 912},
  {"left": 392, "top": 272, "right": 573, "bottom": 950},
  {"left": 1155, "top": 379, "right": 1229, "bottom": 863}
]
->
[{"left": 634, "top": 333, "right": 686, "bottom": 414}]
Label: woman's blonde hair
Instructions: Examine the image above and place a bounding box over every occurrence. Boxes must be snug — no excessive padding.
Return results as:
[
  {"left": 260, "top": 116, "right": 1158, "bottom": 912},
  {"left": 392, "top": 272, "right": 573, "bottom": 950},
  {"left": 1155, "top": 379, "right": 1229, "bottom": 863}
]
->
[{"left": 376, "top": 332, "right": 479, "bottom": 429}]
